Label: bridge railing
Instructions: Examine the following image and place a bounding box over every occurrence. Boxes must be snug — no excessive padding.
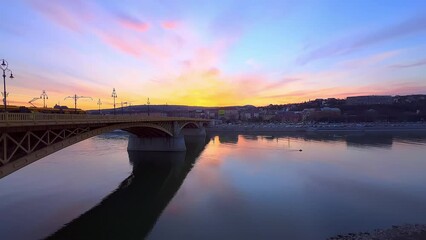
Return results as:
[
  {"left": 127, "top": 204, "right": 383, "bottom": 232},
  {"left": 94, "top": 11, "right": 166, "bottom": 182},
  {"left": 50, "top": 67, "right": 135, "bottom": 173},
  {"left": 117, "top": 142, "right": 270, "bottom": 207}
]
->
[{"left": 0, "top": 113, "right": 209, "bottom": 126}]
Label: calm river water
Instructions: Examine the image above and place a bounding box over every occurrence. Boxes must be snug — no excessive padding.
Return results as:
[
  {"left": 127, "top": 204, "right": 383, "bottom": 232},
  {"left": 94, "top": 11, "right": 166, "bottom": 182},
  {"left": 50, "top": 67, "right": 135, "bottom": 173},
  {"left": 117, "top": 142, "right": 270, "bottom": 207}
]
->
[{"left": 1, "top": 131, "right": 426, "bottom": 240}]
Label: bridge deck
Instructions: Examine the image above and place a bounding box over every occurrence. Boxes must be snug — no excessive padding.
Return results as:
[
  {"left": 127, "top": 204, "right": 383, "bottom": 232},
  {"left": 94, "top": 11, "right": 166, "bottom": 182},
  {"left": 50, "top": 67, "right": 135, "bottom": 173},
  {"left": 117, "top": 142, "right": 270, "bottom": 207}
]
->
[{"left": 0, "top": 113, "right": 209, "bottom": 127}]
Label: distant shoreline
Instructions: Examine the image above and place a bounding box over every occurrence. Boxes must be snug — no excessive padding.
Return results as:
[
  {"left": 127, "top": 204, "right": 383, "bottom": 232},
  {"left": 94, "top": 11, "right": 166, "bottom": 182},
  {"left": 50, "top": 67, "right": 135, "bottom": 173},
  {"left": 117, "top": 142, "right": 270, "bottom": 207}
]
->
[{"left": 206, "top": 122, "right": 426, "bottom": 133}]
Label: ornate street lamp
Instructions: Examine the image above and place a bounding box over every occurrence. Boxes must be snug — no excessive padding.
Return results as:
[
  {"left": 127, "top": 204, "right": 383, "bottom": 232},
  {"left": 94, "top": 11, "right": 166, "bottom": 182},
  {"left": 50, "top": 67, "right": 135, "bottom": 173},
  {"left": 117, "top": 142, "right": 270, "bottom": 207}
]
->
[
  {"left": 40, "top": 90, "right": 48, "bottom": 108},
  {"left": 1, "top": 59, "right": 14, "bottom": 112},
  {"left": 111, "top": 88, "right": 117, "bottom": 115}
]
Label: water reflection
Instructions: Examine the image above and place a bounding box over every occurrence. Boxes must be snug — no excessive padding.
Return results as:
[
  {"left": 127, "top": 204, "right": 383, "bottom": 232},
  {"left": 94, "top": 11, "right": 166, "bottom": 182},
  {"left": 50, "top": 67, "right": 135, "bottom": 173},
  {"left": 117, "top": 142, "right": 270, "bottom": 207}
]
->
[
  {"left": 2, "top": 131, "right": 426, "bottom": 239},
  {"left": 148, "top": 132, "right": 426, "bottom": 239},
  {"left": 218, "top": 134, "right": 239, "bottom": 144},
  {"left": 209, "top": 131, "right": 426, "bottom": 149},
  {"left": 241, "top": 135, "right": 258, "bottom": 141},
  {"left": 46, "top": 136, "right": 208, "bottom": 240}
]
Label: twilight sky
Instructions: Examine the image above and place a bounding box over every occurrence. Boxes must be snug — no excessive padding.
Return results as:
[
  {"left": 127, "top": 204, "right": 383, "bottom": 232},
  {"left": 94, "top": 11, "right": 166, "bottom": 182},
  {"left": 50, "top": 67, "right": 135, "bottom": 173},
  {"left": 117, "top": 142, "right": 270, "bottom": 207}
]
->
[{"left": 1, "top": 0, "right": 426, "bottom": 109}]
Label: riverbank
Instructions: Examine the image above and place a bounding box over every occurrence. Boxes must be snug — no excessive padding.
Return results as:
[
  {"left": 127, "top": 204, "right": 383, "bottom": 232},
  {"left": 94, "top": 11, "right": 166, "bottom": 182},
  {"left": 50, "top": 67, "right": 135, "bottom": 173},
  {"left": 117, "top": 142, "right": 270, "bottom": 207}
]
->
[
  {"left": 207, "top": 122, "right": 426, "bottom": 133},
  {"left": 327, "top": 224, "right": 426, "bottom": 240}
]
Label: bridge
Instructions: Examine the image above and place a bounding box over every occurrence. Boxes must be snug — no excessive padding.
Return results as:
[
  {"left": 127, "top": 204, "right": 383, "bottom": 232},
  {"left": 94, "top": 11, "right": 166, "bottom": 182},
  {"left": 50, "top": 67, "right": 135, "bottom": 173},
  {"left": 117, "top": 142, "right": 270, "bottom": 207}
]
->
[{"left": 0, "top": 113, "right": 210, "bottom": 179}]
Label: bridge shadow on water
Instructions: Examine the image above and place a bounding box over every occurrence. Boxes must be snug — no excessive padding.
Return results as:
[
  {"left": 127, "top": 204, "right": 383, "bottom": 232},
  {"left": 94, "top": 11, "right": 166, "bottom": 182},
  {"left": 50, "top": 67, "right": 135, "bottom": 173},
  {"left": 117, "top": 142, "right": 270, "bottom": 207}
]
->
[{"left": 45, "top": 136, "right": 209, "bottom": 240}]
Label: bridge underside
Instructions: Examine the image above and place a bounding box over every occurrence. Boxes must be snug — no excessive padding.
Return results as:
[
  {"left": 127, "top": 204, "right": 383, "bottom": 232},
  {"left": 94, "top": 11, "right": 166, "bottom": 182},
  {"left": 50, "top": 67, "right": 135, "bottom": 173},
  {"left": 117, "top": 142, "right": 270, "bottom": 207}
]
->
[
  {"left": 0, "top": 120, "right": 206, "bottom": 179},
  {"left": 124, "top": 127, "right": 171, "bottom": 137}
]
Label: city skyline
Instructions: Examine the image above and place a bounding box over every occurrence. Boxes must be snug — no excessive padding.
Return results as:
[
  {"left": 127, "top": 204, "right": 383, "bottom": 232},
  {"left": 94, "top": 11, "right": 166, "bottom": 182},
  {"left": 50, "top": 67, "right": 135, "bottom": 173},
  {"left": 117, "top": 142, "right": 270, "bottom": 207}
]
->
[{"left": 1, "top": 0, "right": 426, "bottom": 109}]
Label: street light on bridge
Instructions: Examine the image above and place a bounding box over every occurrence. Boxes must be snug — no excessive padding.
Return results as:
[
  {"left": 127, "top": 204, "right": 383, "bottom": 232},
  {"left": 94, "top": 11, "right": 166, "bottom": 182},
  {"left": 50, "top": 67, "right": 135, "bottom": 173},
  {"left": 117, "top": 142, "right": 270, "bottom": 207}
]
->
[
  {"left": 147, "top": 97, "right": 150, "bottom": 116},
  {"left": 111, "top": 88, "right": 117, "bottom": 115},
  {"left": 1, "top": 59, "right": 14, "bottom": 112},
  {"left": 97, "top": 99, "right": 102, "bottom": 115},
  {"left": 64, "top": 94, "right": 93, "bottom": 113},
  {"left": 40, "top": 90, "right": 48, "bottom": 108}
]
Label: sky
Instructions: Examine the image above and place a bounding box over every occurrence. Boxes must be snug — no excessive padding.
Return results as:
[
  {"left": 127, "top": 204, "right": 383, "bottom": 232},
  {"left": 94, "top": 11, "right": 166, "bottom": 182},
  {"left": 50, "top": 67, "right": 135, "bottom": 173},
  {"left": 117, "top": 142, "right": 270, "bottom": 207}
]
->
[{"left": 1, "top": 0, "right": 426, "bottom": 109}]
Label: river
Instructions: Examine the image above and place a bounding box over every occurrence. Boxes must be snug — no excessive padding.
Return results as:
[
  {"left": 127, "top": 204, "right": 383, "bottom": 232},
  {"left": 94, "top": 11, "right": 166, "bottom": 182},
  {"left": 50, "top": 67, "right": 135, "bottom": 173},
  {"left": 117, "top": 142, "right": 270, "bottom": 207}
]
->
[{"left": 1, "top": 131, "right": 426, "bottom": 239}]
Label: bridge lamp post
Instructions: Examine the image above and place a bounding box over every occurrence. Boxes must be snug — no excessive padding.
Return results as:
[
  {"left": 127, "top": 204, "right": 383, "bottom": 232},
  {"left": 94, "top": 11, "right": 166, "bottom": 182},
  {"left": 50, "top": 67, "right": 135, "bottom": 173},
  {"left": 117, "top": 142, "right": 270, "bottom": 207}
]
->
[
  {"left": 1, "top": 59, "right": 14, "bottom": 112},
  {"left": 97, "top": 99, "right": 102, "bottom": 115},
  {"left": 40, "top": 90, "right": 48, "bottom": 108},
  {"left": 64, "top": 94, "right": 92, "bottom": 113},
  {"left": 111, "top": 88, "right": 117, "bottom": 115},
  {"left": 147, "top": 97, "right": 150, "bottom": 116}
]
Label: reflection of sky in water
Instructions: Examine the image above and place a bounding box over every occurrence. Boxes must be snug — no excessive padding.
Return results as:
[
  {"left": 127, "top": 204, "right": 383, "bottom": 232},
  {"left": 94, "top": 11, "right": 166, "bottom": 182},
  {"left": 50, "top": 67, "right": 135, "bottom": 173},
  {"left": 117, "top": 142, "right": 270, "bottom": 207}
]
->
[
  {"left": 148, "top": 134, "right": 426, "bottom": 240},
  {"left": 0, "top": 133, "right": 426, "bottom": 239},
  {"left": 0, "top": 136, "right": 132, "bottom": 240}
]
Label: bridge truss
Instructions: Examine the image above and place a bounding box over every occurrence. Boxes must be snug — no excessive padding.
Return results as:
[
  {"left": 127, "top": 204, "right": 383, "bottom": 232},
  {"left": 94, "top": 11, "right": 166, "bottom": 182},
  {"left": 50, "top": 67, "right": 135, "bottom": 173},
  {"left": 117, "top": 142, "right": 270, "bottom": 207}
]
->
[{"left": 0, "top": 113, "right": 209, "bottom": 179}]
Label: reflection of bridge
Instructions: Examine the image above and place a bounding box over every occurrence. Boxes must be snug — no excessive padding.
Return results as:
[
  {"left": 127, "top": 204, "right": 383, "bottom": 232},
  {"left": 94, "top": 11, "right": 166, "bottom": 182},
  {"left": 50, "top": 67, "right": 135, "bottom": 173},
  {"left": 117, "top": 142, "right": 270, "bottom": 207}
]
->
[
  {"left": 0, "top": 113, "right": 210, "bottom": 179},
  {"left": 46, "top": 136, "right": 208, "bottom": 240}
]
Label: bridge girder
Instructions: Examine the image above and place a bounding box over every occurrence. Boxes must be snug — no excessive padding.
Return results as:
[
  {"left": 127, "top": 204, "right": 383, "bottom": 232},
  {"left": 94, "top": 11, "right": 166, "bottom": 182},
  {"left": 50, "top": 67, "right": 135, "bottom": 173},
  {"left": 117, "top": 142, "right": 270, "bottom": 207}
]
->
[{"left": 179, "top": 121, "right": 201, "bottom": 130}]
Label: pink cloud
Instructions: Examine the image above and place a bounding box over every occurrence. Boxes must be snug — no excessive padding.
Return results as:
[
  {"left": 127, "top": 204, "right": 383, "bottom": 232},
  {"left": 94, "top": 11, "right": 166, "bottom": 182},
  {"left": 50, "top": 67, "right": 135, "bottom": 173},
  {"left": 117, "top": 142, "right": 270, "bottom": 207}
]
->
[
  {"left": 204, "top": 68, "right": 221, "bottom": 77},
  {"left": 29, "top": 0, "right": 81, "bottom": 32},
  {"left": 161, "top": 21, "right": 179, "bottom": 30},
  {"left": 120, "top": 20, "right": 150, "bottom": 32},
  {"left": 97, "top": 32, "right": 141, "bottom": 57},
  {"left": 117, "top": 15, "right": 150, "bottom": 32},
  {"left": 94, "top": 30, "right": 171, "bottom": 63}
]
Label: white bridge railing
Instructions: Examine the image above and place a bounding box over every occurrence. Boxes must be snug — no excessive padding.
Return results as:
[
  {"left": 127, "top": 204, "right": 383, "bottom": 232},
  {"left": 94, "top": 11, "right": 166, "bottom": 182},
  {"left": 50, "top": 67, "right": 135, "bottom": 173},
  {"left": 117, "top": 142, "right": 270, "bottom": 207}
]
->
[{"left": 0, "top": 113, "right": 209, "bottom": 126}]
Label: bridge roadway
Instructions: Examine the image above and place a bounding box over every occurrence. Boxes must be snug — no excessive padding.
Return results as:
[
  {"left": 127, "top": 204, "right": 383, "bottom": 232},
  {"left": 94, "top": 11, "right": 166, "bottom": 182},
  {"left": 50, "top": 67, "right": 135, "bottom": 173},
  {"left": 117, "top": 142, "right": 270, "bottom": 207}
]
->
[{"left": 0, "top": 113, "right": 210, "bottom": 179}]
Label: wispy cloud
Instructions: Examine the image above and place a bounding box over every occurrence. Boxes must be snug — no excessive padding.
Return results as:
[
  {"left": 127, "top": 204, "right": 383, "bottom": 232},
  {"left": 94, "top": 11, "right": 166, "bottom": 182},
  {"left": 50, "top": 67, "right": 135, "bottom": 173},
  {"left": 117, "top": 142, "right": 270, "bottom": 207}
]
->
[
  {"left": 28, "top": 0, "right": 93, "bottom": 33},
  {"left": 339, "top": 50, "right": 401, "bottom": 68},
  {"left": 390, "top": 58, "right": 426, "bottom": 68},
  {"left": 259, "top": 78, "right": 303, "bottom": 92},
  {"left": 96, "top": 32, "right": 141, "bottom": 57},
  {"left": 117, "top": 14, "right": 150, "bottom": 32},
  {"left": 298, "top": 15, "right": 426, "bottom": 65}
]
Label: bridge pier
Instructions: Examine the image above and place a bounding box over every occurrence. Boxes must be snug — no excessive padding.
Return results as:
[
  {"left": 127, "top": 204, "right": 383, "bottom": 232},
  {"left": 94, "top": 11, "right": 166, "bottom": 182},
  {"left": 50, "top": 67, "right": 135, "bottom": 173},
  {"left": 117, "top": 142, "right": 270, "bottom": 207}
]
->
[
  {"left": 181, "top": 127, "right": 206, "bottom": 137},
  {"left": 127, "top": 127, "right": 206, "bottom": 152}
]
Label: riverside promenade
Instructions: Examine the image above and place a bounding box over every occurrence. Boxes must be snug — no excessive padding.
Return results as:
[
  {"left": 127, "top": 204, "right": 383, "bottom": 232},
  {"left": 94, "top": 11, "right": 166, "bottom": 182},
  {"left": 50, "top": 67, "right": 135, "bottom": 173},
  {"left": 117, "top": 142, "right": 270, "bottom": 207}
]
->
[{"left": 207, "top": 122, "right": 426, "bottom": 133}]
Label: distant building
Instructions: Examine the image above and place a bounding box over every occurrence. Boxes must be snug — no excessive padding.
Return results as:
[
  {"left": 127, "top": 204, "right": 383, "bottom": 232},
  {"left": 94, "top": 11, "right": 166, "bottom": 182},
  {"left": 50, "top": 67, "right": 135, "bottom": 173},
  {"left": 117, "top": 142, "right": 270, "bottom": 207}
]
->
[
  {"left": 239, "top": 109, "right": 260, "bottom": 121},
  {"left": 53, "top": 104, "right": 69, "bottom": 109},
  {"left": 168, "top": 110, "right": 191, "bottom": 117},
  {"left": 260, "top": 113, "right": 275, "bottom": 121},
  {"left": 302, "top": 108, "right": 316, "bottom": 121},
  {"left": 301, "top": 108, "right": 341, "bottom": 122},
  {"left": 277, "top": 111, "right": 302, "bottom": 123},
  {"left": 218, "top": 107, "right": 239, "bottom": 121},
  {"left": 346, "top": 95, "right": 393, "bottom": 105}
]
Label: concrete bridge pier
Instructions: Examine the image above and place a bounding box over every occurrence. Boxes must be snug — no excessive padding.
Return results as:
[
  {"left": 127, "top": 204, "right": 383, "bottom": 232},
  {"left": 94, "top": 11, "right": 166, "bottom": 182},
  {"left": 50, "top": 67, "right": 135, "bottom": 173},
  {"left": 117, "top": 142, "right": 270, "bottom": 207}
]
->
[{"left": 181, "top": 127, "right": 206, "bottom": 137}]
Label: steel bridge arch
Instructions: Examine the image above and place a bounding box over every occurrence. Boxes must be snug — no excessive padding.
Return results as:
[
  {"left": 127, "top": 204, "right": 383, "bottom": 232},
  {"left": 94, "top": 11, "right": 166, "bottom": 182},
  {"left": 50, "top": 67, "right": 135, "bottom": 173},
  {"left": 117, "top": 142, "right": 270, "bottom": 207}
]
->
[
  {"left": 179, "top": 122, "right": 200, "bottom": 130},
  {"left": 0, "top": 122, "right": 175, "bottom": 179}
]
